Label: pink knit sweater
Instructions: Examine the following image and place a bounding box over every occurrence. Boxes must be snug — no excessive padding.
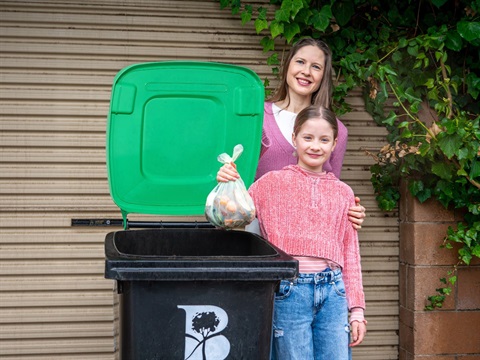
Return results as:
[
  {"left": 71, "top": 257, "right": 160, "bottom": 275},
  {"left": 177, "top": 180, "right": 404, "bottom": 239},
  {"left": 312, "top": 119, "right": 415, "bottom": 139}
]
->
[
  {"left": 248, "top": 165, "right": 365, "bottom": 310},
  {"left": 255, "top": 102, "right": 348, "bottom": 180}
]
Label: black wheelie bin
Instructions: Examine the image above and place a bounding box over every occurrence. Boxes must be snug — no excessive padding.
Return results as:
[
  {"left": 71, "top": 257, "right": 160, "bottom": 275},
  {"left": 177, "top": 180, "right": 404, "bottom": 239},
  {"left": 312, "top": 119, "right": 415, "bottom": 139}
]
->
[{"left": 104, "top": 61, "right": 298, "bottom": 360}]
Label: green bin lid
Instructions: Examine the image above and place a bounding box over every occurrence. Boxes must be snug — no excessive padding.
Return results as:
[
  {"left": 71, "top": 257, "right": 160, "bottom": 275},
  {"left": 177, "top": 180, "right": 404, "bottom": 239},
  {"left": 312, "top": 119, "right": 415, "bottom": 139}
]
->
[{"left": 106, "top": 61, "right": 264, "bottom": 218}]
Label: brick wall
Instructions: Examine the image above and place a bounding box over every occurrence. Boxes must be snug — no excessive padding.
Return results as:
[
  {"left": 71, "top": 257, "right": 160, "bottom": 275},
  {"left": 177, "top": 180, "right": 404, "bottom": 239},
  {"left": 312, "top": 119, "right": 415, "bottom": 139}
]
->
[{"left": 399, "top": 183, "right": 480, "bottom": 359}]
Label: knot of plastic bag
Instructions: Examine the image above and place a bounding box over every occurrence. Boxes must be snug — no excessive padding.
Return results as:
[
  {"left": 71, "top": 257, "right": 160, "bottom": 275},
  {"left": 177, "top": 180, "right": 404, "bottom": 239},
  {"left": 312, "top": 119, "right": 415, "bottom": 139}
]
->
[{"left": 205, "top": 144, "right": 255, "bottom": 229}]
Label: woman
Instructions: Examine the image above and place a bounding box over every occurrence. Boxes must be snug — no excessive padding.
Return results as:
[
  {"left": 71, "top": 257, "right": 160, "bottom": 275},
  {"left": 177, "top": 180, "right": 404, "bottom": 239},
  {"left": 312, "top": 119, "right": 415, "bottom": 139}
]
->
[{"left": 218, "top": 37, "right": 366, "bottom": 228}]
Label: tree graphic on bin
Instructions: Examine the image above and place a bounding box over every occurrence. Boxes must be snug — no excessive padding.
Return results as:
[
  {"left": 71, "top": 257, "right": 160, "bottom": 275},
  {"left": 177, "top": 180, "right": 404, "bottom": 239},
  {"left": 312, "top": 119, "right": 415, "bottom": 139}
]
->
[{"left": 185, "top": 311, "right": 221, "bottom": 360}]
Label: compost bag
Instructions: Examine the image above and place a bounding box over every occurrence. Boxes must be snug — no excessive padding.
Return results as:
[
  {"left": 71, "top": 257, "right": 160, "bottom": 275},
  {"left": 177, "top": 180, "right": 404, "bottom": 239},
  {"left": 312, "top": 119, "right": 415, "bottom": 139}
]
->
[{"left": 205, "top": 144, "right": 256, "bottom": 229}]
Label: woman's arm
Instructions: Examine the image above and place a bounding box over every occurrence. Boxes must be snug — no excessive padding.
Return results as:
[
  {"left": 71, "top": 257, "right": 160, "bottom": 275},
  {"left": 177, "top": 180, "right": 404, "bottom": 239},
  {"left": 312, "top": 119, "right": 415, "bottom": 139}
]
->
[
  {"left": 349, "top": 197, "right": 366, "bottom": 230},
  {"left": 332, "top": 120, "right": 366, "bottom": 229}
]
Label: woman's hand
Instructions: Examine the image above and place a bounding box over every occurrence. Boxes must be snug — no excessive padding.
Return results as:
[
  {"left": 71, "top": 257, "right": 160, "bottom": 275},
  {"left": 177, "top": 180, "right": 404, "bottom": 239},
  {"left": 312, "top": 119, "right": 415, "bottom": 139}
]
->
[
  {"left": 348, "top": 197, "right": 366, "bottom": 230},
  {"left": 216, "top": 163, "right": 240, "bottom": 182},
  {"left": 349, "top": 320, "right": 367, "bottom": 347}
]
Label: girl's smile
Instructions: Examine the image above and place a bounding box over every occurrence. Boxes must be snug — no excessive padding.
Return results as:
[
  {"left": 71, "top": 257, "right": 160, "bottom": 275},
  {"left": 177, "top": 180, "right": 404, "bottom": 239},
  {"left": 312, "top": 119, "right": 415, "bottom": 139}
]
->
[{"left": 292, "top": 117, "right": 337, "bottom": 173}]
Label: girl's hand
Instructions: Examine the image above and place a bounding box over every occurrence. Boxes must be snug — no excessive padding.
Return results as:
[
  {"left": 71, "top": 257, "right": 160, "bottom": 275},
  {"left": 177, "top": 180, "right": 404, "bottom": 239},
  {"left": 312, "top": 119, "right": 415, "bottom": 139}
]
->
[
  {"left": 349, "top": 320, "right": 367, "bottom": 347},
  {"left": 348, "top": 197, "right": 366, "bottom": 230},
  {"left": 216, "top": 163, "right": 240, "bottom": 182}
]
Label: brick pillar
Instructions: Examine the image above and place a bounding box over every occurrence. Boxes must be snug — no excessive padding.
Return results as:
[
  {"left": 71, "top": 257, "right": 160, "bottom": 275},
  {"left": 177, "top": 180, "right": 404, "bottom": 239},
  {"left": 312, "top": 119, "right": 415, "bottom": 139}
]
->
[{"left": 399, "top": 183, "right": 480, "bottom": 360}]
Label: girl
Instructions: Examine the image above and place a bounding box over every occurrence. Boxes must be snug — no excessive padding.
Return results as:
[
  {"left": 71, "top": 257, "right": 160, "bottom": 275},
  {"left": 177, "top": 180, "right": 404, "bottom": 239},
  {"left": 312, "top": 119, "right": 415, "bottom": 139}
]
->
[
  {"left": 248, "top": 105, "right": 367, "bottom": 360},
  {"left": 218, "top": 37, "right": 366, "bottom": 229}
]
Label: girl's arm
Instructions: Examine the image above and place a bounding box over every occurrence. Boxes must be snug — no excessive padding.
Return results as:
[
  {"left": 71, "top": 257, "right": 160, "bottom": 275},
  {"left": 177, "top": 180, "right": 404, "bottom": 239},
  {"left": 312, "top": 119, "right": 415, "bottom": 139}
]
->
[
  {"left": 349, "top": 320, "right": 367, "bottom": 347},
  {"left": 216, "top": 163, "right": 239, "bottom": 182}
]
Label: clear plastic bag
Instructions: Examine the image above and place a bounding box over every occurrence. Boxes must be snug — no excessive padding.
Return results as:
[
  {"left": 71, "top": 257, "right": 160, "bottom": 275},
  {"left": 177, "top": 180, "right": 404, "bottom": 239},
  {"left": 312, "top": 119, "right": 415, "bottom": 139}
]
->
[{"left": 205, "top": 144, "right": 256, "bottom": 229}]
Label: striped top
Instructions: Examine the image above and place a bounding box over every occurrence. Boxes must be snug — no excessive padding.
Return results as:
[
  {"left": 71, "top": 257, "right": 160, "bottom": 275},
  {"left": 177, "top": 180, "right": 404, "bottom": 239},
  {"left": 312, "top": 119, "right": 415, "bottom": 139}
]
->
[{"left": 295, "top": 256, "right": 364, "bottom": 322}]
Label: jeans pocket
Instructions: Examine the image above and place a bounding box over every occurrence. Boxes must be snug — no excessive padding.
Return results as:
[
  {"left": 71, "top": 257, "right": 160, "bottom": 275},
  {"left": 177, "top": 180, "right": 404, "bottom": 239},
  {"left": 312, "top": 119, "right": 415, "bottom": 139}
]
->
[
  {"left": 332, "top": 278, "right": 347, "bottom": 298},
  {"left": 275, "top": 280, "right": 294, "bottom": 300}
]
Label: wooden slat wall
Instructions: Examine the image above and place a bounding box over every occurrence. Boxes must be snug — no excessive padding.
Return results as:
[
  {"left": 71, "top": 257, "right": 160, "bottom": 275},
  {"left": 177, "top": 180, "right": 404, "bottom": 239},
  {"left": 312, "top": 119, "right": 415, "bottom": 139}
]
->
[{"left": 0, "top": 0, "right": 399, "bottom": 358}]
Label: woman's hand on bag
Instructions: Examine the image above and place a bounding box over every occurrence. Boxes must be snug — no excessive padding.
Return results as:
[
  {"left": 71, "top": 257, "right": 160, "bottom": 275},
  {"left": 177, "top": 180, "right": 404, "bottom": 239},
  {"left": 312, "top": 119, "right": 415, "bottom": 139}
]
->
[
  {"left": 348, "top": 196, "right": 366, "bottom": 230},
  {"left": 216, "top": 163, "right": 240, "bottom": 182}
]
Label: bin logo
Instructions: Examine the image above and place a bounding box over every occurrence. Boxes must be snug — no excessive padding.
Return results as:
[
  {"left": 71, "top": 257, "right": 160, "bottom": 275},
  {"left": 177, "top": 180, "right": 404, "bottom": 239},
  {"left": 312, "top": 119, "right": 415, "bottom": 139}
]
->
[{"left": 178, "top": 305, "right": 230, "bottom": 360}]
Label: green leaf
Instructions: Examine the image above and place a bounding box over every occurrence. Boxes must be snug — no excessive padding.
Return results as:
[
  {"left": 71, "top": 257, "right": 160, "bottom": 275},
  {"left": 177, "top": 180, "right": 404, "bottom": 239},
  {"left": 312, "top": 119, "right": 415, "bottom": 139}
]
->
[
  {"left": 269, "top": 20, "right": 284, "bottom": 39},
  {"left": 254, "top": 18, "right": 269, "bottom": 34},
  {"left": 466, "top": 73, "right": 480, "bottom": 99},
  {"left": 382, "top": 111, "right": 397, "bottom": 126},
  {"left": 405, "top": 87, "right": 422, "bottom": 103},
  {"left": 457, "top": 21, "right": 480, "bottom": 42},
  {"left": 398, "top": 38, "right": 408, "bottom": 48},
  {"left": 319, "top": 4, "right": 332, "bottom": 19},
  {"left": 438, "top": 133, "right": 462, "bottom": 159},
  {"left": 443, "top": 286, "right": 453, "bottom": 295},
  {"left": 260, "top": 37, "right": 275, "bottom": 52},
  {"left": 409, "top": 180, "right": 424, "bottom": 196},
  {"left": 220, "top": 0, "right": 241, "bottom": 13},
  {"left": 470, "top": 158, "right": 480, "bottom": 179},
  {"left": 284, "top": 22, "right": 300, "bottom": 43},
  {"left": 416, "top": 188, "right": 432, "bottom": 203},
  {"left": 275, "top": 8, "right": 290, "bottom": 22},
  {"left": 472, "top": 244, "right": 480, "bottom": 258},
  {"left": 459, "top": 247, "right": 472, "bottom": 265},
  {"left": 311, "top": 6, "right": 331, "bottom": 32},
  {"left": 257, "top": 6, "right": 267, "bottom": 20},
  {"left": 332, "top": 1, "right": 354, "bottom": 27},
  {"left": 280, "top": 0, "right": 304, "bottom": 20},
  {"left": 392, "top": 51, "right": 402, "bottom": 63},
  {"left": 431, "top": 0, "right": 448, "bottom": 7},
  {"left": 218, "top": 0, "right": 230, "bottom": 10},
  {"left": 382, "top": 65, "right": 397, "bottom": 76},
  {"left": 445, "top": 30, "right": 463, "bottom": 51},
  {"left": 437, "top": 179, "right": 454, "bottom": 197},
  {"left": 432, "top": 162, "right": 452, "bottom": 180},
  {"left": 408, "top": 44, "right": 419, "bottom": 57},
  {"left": 266, "top": 52, "right": 279, "bottom": 66},
  {"left": 425, "top": 78, "right": 435, "bottom": 89},
  {"left": 402, "top": 128, "right": 413, "bottom": 138}
]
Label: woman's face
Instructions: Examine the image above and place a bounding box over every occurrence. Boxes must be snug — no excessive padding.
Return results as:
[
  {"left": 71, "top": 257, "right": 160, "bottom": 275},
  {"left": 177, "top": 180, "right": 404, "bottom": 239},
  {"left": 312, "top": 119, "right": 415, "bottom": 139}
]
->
[{"left": 286, "top": 45, "right": 326, "bottom": 99}]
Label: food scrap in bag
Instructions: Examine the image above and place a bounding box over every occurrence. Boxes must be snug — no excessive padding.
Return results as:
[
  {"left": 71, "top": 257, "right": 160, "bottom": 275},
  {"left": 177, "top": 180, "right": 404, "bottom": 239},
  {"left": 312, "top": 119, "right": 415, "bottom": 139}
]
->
[{"left": 205, "top": 144, "right": 256, "bottom": 229}]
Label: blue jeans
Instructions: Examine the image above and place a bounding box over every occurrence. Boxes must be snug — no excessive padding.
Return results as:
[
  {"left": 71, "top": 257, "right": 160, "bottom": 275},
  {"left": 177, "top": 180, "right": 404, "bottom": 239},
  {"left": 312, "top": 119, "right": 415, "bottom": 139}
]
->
[{"left": 271, "top": 269, "right": 351, "bottom": 360}]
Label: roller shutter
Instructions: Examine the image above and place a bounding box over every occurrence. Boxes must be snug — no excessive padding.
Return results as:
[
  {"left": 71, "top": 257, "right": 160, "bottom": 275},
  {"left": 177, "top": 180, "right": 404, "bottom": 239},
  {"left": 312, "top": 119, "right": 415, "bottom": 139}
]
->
[{"left": 0, "top": 1, "right": 399, "bottom": 358}]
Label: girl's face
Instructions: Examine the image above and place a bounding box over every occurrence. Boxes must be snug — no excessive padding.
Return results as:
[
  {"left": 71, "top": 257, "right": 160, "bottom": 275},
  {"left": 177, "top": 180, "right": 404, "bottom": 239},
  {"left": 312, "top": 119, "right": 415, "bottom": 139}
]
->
[
  {"left": 292, "top": 117, "right": 337, "bottom": 173},
  {"left": 286, "top": 45, "right": 326, "bottom": 99}
]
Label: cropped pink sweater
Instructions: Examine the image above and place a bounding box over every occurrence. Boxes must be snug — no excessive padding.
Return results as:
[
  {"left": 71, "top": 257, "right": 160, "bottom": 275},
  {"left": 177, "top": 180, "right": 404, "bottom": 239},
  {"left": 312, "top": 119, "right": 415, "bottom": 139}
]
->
[
  {"left": 255, "top": 102, "right": 348, "bottom": 180},
  {"left": 248, "top": 165, "right": 365, "bottom": 310}
]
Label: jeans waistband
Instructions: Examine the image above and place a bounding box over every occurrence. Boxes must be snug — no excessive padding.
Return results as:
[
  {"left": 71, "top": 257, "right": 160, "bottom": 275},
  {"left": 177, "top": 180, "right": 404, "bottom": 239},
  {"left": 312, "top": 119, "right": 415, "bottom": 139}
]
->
[{"left": 293, "top": 268, "right": 342, "bottom": 284}]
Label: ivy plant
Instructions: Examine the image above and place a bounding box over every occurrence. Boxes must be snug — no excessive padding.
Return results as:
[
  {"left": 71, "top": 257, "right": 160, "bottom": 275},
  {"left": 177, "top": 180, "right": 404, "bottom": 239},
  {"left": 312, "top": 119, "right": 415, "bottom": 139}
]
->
[{"left": 217, "top": 0, "right": 480, "bottom": 310}]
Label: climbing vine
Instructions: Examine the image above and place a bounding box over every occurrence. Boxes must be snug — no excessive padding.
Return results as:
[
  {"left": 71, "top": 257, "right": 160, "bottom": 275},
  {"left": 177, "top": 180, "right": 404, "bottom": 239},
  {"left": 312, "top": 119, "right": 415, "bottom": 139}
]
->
[{"left": 217, "top": 0, "right": 480, "bottom": 310}]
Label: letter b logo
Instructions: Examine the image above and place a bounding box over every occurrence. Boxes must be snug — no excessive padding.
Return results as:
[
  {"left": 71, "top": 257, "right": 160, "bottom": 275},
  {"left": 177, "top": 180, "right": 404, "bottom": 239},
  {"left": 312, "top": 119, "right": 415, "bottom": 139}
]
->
[{"left": 178, "top": 305, "right": 230, "bottom": 360}]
